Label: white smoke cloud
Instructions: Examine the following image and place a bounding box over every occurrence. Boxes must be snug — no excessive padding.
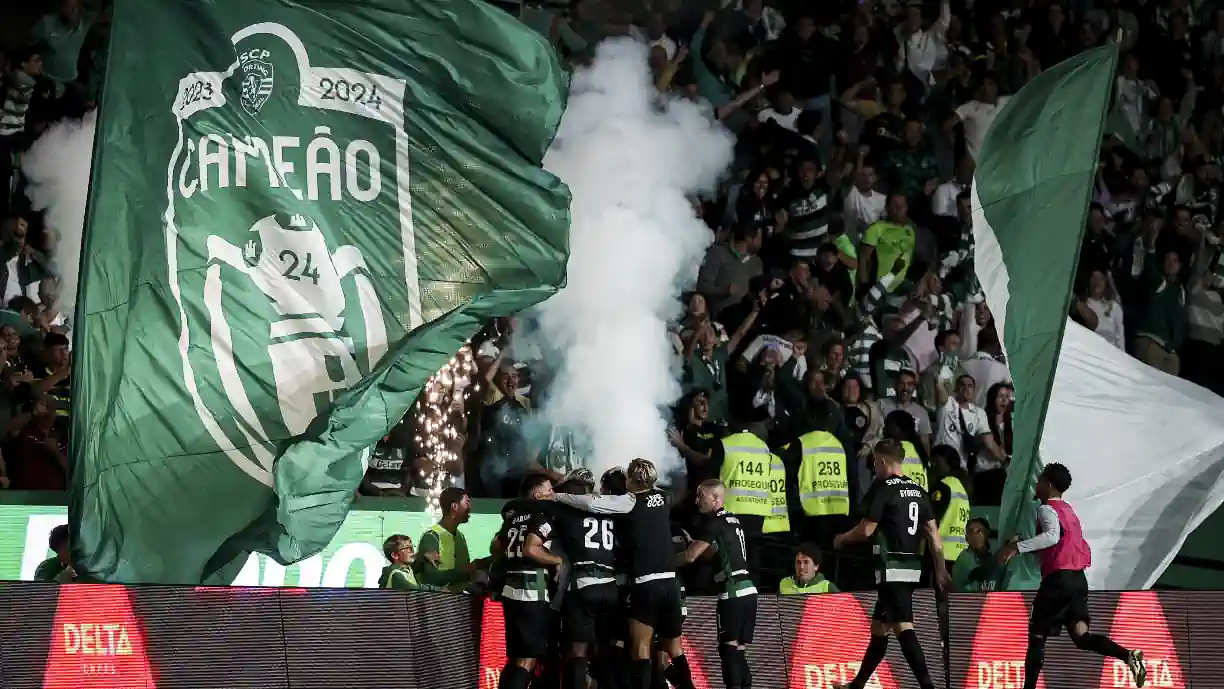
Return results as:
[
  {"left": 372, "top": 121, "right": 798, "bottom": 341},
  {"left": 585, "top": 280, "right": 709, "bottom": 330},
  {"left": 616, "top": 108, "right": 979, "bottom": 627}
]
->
[
  {"left": 23, "top": 111, "right": 97, "bottom": 312},
  {"left": 525, "top": 39, "right": 735, "bottom": 479}
]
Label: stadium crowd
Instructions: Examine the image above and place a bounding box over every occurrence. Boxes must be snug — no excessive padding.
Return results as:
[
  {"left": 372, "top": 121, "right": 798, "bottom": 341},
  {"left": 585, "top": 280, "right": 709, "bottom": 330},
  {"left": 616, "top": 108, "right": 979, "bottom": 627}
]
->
[
  {"left": 0, "top": 0, "right": 1222, "bottom": 601},
  {"left": 363, "top": 0, "right": 1224, "bottom": 594}
]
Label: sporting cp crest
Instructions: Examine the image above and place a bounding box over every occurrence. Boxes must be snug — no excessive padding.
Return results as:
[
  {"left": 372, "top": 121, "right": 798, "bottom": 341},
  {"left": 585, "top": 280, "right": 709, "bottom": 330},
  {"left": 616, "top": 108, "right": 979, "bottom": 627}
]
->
[
  {"left": 239, "top": 49, "right": 274, "bottom": 115},
  {"left": 166, "top": 24, "right": 413, "bottom": 487}
]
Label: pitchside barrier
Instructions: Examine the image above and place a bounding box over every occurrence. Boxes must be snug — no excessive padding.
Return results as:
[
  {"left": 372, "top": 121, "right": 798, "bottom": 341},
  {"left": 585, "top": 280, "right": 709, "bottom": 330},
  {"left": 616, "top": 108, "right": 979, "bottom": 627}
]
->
[{"left": 0, "top": 582, "right": 1208, "bottom": 689}]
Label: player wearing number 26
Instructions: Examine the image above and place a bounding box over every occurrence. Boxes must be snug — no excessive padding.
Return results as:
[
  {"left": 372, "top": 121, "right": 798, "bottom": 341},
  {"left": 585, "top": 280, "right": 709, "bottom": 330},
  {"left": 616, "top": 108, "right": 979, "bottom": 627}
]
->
[{"left": 831, "top": 439, "right": 950, "bottom": 689}]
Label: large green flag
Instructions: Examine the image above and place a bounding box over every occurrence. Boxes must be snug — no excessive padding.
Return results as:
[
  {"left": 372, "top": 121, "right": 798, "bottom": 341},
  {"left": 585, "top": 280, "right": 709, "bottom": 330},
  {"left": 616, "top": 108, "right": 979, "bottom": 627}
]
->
[
  {"left": 971, "top": 44, "right": 1119, "bottom": 581},
  {"left": 71, "top": 0, "right": 570, "bottom": 583}
]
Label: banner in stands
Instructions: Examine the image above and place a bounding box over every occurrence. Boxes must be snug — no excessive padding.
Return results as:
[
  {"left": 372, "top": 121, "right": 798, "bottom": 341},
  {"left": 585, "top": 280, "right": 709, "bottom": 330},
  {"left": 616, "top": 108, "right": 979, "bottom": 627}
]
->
[
  {"left": 0, "top": 504, "right": 500, "bottom": 586},
  {"left": 0, "top": 585, "right": 1214, "bottom": 688}
]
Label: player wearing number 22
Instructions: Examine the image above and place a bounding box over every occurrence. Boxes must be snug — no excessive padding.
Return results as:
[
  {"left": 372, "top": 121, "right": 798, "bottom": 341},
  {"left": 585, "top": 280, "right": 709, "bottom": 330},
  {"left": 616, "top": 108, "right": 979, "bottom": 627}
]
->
[
  {"left": 831, "top": 439, "right": 950, "bottom": 689},
  {"left": 676, "top": 479, "right": 758, "bottom": 689},
  {"left": 493, "top": 475, "right": 563, "bottom": 689}
]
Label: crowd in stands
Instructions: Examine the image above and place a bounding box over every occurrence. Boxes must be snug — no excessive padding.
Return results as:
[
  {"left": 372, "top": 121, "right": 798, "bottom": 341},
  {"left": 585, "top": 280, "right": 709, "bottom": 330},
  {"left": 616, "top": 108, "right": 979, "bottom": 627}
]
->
[
  {"left": 0, "top": 0, "right": 105, "bottom": 493},
  {"left": 1, "top": 0, "right": 1223, "bottom": 593},
  {"left": 365, "top": 0, "right": 1224, "bottom": 592}
]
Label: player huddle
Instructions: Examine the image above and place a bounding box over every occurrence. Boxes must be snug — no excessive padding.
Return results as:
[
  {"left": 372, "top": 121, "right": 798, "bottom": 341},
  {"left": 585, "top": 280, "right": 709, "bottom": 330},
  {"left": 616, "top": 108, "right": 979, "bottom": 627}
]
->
[
  {"left": 489, "top": 458, "right": 753, "bottom": 689},
  {"left": 485, "top": 445, "right": 1151, "bottom": 689}
]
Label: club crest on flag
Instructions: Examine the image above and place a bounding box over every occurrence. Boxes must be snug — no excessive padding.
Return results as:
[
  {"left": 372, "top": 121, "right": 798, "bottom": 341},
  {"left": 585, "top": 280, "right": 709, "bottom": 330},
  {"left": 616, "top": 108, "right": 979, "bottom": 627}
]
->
[
  {"left": 238, "top": 49, "right": 274, "bottom": 115},
  {"left": 165, "top": 24, "right": 416, "bottom": 486}
]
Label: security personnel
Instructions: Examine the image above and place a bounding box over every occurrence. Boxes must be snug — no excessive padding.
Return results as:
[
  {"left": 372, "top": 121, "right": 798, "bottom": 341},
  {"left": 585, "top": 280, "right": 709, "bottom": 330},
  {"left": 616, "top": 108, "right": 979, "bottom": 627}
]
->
[
  {"left": 796, "top": 429, "right": 851, "bottom": 518},
  {"left": 718, "top": 420, "right": 773, "bottom": 577},
  {"left": 789, "top": 428, "right": 859, "bottom": 553},
  {"left": 779, "top": 543, "right": 840, "bottom": 595},
  {"left": 883, "top": 410, "right": 929, "bottom": 491},
  {"left": 762, "top": 451, "right": 790, "bottom": 536},
  {"left": 417, "top": 486, "right": 475, "bottom": 591},
  {"left": 929, "top": 445, "right": 972, "bottom": 569}
]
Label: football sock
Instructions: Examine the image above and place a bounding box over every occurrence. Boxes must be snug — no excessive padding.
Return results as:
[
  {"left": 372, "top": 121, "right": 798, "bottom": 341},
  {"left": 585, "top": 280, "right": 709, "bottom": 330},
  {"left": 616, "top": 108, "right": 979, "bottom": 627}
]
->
[
  {"left": 499, "top": 664, "right": 532, "bottom": 689},
  {"left": 664, "top": 654, "right": 696, "bottom": 689},
  {"left": 897, "top": 629, "right": 934, "bottom": 689},
  {"left": 1023, "top": 634, "right": 1046, "bottom": 689},
  {"left": 1072, "top": 632, "right": 1130, "bottom": 661},
  {"left": 848, "top": 634, "right": 890, "bottom": 689}
]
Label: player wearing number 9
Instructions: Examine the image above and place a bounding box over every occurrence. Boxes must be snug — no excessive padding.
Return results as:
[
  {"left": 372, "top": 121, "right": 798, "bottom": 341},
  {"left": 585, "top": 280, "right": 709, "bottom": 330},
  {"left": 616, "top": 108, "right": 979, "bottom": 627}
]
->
[{"left": 830, "top": 439, "right": 950, "bottom": 689}]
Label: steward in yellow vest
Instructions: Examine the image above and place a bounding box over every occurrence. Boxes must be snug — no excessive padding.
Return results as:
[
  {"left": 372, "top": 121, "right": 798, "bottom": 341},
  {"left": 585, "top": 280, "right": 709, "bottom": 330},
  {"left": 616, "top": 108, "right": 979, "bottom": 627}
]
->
[
  {"left": 763, "top": 453, "right": 790, "bottom": 534},
  {"left": 901, "top": 440, "right": 928, "bottom": 492},
  {"left": 795, "top": 429, "right": 851, "bottom": 517},
  {"left": 416, "top": 487, "right": 474, "bottom": 591},
  {"left": 881, "top": 410, "right": 929, "bottom": 492},
  {"left": 929, "top": 446, "right": 972, "bottom": 565},
  {"left": 935, "top": 475, "right": 970, "bottom": 562},
  {"left": 779, "top": 543, "right": 840, "bottom": 594},
  {"left": 718, "top": 430, "right": 774, "bottom": 518}
]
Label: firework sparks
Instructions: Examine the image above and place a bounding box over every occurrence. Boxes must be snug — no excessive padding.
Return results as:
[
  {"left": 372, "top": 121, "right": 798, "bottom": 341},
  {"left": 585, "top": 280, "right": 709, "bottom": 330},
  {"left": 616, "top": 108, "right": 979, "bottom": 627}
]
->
[{"left": 413, "top": 344, "right": 478, "bottom": 516}]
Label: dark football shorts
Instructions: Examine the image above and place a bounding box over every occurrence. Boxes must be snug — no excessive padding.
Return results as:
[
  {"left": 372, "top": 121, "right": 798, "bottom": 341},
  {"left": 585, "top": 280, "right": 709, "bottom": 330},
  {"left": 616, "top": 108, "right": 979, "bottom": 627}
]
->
[
  {"left": 873, "top": 582, "right": 916, "bottom": 624},
  {"left": 717, "top": 594, "right": 758, "bottom": 644},
  {"left": 627, "top": 577, "right": 685, "bottom": 640},
  {"left": 562, "top": 582, "right": 619, "bottom": 645},
  {"left": 1030, "top": 569, "right": 1091, "bottom": 636},
  {"left": 503, "top": 599, "right": 553, "bottom": 659}
]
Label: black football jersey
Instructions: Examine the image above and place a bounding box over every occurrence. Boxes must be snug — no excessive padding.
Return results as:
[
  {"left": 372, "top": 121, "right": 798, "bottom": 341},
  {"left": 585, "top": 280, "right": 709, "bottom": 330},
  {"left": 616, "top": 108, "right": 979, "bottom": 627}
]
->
[
  {"left": 551, "top": 504, "right": 618, "bottom": 587},
  {"left": 622, "top": 488, "right": 675, "bottom": 580},
  {"left": 696, "top": 508, "right": 754, "bottom": 594},
  {"left": 497, "top": 501, "right": 555, "bottom": 601},
  {"left": 862, "top": 474, "right": 933, "bottom": 582}
]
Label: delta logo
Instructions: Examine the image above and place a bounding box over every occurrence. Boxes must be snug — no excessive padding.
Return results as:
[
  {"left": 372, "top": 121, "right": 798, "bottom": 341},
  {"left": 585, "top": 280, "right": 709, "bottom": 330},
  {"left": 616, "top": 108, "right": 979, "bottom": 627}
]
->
[
  {"left": 789, "top": 593, "right": 897, "bottom": 688},
  {"left": 1100, "top": 592, "right": 1184, "bottom": 688},
  {"left": 963, "top": 592, "right": 1042, "bottom": 689},
  {"left": 43, "top": 584, "right": 157, "bottom": 689},
  {"left": 477, "top": 599, "right": 712, "bottom": 688}
]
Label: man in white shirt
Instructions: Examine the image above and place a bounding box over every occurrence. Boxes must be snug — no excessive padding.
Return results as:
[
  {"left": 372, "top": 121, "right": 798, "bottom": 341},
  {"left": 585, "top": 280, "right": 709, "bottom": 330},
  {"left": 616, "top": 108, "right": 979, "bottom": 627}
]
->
[
  {"left": 876, "top": 370, "right": 932, "bottom": 451},
  {"left": 758, "top": 90, "right": 800, "bottom": 132},
  {"left": 643, "top": 11, "right": 676, "bottom": 60},
  {"left": 960, "top": 325, "right": 1010, "bottom": 407},
  {"left": 932, "top": 156, "right": 973, "bottom": 217},
  {"left": 934, "top": 374, "right": 1001, "bottom": 471},
  {"left": 844, "top": 162, "right": 886, "bottom": 237},
  {"left": 895, "top": 0, "right": 950, "bottom": 86},
  {"left": 945, "top": 73, "right": 1011, "bottom": 162}
]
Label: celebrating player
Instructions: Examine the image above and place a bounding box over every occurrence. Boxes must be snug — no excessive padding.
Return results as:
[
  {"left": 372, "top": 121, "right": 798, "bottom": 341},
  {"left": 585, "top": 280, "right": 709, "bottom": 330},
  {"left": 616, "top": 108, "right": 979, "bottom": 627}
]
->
[
  {"left": 551, "top": 475, "right": 621, "bottom": 689},
  {"left": 676, "top": 480, "right": 758, "bottom": 689},
  {"left": 997, "top": 463, "right": 1147, "bottom": 689},
  {"left": 554, "top": 458, "right": 697, "bottom": 689},
  {"left": 831, "top": 439, "right": 949, "bottom": 689},
  {"left": 494, "top": 475, "right": 561, "bottom": 689}
]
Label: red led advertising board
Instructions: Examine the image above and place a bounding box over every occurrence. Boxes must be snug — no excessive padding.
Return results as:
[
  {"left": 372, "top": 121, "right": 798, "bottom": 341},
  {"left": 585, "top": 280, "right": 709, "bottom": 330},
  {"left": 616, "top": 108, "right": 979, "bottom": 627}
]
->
[{"left": 0, "top": 583, "right": 1219, "bottom": 688}]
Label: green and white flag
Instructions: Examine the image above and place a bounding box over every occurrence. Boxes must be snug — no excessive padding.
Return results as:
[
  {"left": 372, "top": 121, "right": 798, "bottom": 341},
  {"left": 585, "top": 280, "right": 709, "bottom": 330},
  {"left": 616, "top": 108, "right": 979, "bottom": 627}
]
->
[
  {"left": 971, "top": 45, "right": 1119, "bottom": 563},
  {"left": 72, "top": 0, "right": 570, "bottom": 584}
]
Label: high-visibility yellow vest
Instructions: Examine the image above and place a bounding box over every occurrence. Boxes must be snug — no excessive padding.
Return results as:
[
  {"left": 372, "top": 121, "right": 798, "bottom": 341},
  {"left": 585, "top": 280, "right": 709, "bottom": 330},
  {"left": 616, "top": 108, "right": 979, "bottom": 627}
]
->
[
  {"left": 796, "top": 430, "right": 850, "bottom": 517},
  {"left": 763, "top": 454, "right": 790, "bottom": 533},
  {"left": 719, "top": 432, "right": 773, "bottom": 517},
  {"left": 429, "top": 524, "right": 458, "bottom": 571},
  {"left": 938, "top": 476, "right": 971, "bottom": 562},
  {"left": 779, "top": 576, "right": 834, "bottom": 594},
  {"left": 901, "top": 440, "right": 928, "bottom": 491}
]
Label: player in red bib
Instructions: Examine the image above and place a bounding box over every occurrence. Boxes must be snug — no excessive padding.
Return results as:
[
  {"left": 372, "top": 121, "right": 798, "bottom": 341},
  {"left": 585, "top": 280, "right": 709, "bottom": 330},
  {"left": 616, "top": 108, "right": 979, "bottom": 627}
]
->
[{"left": 998, "top": 463, "right": 1147, "bottom": 689}]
